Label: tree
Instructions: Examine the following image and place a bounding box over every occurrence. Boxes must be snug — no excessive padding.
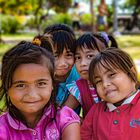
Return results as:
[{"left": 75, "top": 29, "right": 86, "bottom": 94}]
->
[
  {"left": 47, "top": 0, "right": 72, "bottom": 13},
  {"left": 89, "top": 0, "right": 95, "bottom": 31},
  {"left": 124, "top": 0, "right": 140, "bottom": 30},
  {"left": 0, "top": 0, "right": 37, "bottom": 15}
]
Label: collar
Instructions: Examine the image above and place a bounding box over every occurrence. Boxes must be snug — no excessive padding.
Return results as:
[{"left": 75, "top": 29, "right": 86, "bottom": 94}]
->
[
  {"left": 7, "top": 105, "right": 56, "bottom": 130},
  {"left": 107, "top": 89, "right": 140, "bottom": 112}
]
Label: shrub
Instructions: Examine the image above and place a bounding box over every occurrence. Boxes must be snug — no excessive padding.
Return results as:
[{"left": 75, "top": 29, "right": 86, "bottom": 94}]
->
[
  {"left": 80, "top": 13, "right": 92, "bottom": 25},
  {"left": 1, "top": 15, "right": 21, "bottom": 34},
  {"left": 40, "top": 13, "right": 71, "bottom": 31}
]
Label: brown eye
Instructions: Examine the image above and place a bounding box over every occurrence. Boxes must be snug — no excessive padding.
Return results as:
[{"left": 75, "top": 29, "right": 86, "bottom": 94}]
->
[
  {"left": 37, "top": 81, "right": 47, "bottom": 88},
  {"left": 75, "top": 55, "right": 81, "bottom": 61},
  {"left": 14, "top": 83, "right": 26, "bottom": 89}
]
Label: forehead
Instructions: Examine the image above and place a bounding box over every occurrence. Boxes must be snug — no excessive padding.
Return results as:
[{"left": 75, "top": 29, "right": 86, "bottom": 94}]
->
[
  {"left": 13, "top": 63, "right": 51, "bottom": 80},
  {"left": 54, "top": 47, "right": 72, "bottom": 53},
  {"left": 93, "top": 60, "right": 116, "bottom": 75},
  {"left": 76, "top": 45, "right": 99, "bottom": 54}
]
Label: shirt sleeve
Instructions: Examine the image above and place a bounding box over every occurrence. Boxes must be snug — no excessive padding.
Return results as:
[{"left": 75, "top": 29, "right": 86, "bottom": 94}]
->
[
  {"left": 80, "top": 105, "right": 95, "bottom": 140},
  {"left": 66, "top": 81, "right": 82, "bottom": 105},
  {"left": 0, "top": 117, "right": 9, "bottom": 140},
  {"left": 56, "top": 106, "right": 80, "bottom": 133}
]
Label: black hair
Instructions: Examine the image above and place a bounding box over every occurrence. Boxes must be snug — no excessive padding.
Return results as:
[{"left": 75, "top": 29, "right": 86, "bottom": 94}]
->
[
  {"left": 76, "top": 32, "right": 106, "bottom": 52},
  {"left": 94, "top": 32, "right": 118, "bottom": 48},
  {"left": 44, "top": 24, "right": 76, "bottom": 56},
  {"left": 32, "top": 34, "right": 53, "bottom": 52}
]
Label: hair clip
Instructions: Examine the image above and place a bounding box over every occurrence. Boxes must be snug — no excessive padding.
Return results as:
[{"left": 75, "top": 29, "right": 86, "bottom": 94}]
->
[
  {"left": 98, "top": 32, "right": 109, "bottom": 44},
  {"left": 32, "top": 38, "right": 41, "bottom": 46}
]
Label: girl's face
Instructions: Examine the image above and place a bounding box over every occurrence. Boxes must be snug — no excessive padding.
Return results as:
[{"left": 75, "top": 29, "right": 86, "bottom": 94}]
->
[
  {"left": 54, "top": 48, "right": 74, "bottom": 81},
  {"left": 75, "top": 47, "right": 99, "bottom": 80},
  {"left": 8, "top": 63, "right": 53, "bottom": 119},
  {"left": 93, "top": 64, "right": 136, "bottom": 104}
]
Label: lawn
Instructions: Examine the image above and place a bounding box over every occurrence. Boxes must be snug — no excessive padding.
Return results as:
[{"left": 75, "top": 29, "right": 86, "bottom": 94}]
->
[
  {"left": 1, "top": 34, "right": 140, "bottom": 58},
  {"left": 116, "top": 35, "right": 140, "bottom": 60}
]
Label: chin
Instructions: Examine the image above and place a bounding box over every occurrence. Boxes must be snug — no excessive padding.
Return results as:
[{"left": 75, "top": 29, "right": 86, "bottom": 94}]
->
[{"left": 81, "top": 75, "right": 88, "bottom": 80}]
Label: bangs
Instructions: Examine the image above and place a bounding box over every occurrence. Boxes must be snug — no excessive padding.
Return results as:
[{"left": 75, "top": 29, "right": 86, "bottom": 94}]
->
[
  {"left": 94, "top": 58, "right": 120, "bottom": 74},
  {"left": 53, "top": 31, "right": 75, "bottom": 55}
]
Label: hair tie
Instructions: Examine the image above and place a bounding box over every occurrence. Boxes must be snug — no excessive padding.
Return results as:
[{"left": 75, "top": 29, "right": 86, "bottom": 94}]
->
[
  {"left": 98, "top": 32, "right": 109, "bottom": 44},
  {"left": 32, "top": 38, "right": 41, "bottom": 46}
]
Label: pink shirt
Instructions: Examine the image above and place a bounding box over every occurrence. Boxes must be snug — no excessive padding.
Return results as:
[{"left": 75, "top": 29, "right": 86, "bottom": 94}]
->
[
  {"left": 0, "top": 105, "right": 80, "bottom": 140},
  {"left": 81, "top": 90, "right": 140, "bottom": 140}
]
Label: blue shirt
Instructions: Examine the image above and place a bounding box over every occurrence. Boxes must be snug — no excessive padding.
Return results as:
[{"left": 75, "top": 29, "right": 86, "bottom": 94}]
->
[{"left": 56, "top": 65, "right": 81, "bottom": 114}]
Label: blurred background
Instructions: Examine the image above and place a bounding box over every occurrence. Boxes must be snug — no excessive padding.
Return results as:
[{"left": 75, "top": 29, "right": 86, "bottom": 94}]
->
[{"left": 0, "top": 0, "right": 140, "bottom": 79}]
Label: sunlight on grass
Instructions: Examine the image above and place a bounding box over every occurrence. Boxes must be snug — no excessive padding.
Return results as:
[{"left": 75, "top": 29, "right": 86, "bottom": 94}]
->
[
  {"left": 116, "top": 35, "right": 140, "bottom": 48},
  {"left": 2, "top": 33, "right": 35, "bottom": 41},
  {"left": 116, "top": 35, "right": 140, "bottom": 59}
]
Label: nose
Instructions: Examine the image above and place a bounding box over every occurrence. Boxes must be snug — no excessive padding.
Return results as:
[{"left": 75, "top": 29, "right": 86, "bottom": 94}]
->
[
  {"left": 102, "top": 78, "right": 111, "bottom": 88},
  {"left": 27, "top": 85, "right": 38, "bottom": 98},
  {"left": 80, "top": 58, "right": 88, "bottom": 66},
  {"left": 56, "top": 57, "right": 68, "bottom": 67}
]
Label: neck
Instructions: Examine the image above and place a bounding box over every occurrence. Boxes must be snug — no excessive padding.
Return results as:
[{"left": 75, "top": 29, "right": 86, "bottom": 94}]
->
[
  {"left": 24, "top": 111, "right": 43, "bottom": 128},
  {"left": 55, "top": 72, "right": 70, "bottom": 83}
]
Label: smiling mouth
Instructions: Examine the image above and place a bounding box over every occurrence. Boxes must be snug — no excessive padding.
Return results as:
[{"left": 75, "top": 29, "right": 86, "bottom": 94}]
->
[
  {"left": 23, "top": 101, "right": 39, "bottom": 104},
  {"left": 106, "top": 90, "right": 116, "bottom": 98},
  {"left": 80, "top": 70, "right": 88, "bottom": 73}
]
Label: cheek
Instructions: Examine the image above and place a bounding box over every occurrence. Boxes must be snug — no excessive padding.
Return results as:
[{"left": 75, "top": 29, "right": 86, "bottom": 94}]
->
[
  {"left": 76, "top": 63, "right": 80, "bottom": 73},
  {"left": 96, "top": 85, "right": 103, "bottom": 98},
  {"left": 68, "top": 59, "right": 74, "bottom": 66}
]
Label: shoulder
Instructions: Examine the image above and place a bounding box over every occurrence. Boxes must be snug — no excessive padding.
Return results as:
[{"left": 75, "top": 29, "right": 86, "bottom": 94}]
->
[
  {"left": 56, "top": 106, "right": 80, "bottom": 133},
  {"left": 0, "top": 112, "right": 10, "bottom": 139},
  {"left": 0, "top": 112, "right": 8, "bottom": 125},
  {"left": 88, "top": 101, "right": 106, "bottom": 114}
]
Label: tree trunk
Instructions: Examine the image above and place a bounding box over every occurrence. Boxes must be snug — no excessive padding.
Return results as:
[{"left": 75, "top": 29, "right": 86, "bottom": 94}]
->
[
  {"left": 90, "top": 0, "right": 95, "bottom": 32},
  {"left": 113, "top": 0, "right": 118, "bottom": 32}
]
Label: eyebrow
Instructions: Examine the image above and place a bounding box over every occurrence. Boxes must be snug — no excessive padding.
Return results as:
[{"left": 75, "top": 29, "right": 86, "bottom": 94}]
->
[
  {"left": 94, "top": 69, "right": 110, "bottom": 79},
  {"left": 12, "top": 79, "right": 49, "bottom": 85}
]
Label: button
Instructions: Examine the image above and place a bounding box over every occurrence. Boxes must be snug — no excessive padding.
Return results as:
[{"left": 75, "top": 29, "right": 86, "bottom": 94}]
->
[
  {"left": 113, "top": 120, "right": 118, "bottom": 124},
  {"left": 33, "top": 131, "right": 37, "bottom": 135}
]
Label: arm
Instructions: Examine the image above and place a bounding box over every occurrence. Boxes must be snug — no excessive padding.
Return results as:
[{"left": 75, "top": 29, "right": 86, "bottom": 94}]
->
[
  {"left": 64, "top": 94, "right": 80, "bottom": 109},
  {"left": 62, "top": 123, "right": 81, "bottom": 140}
]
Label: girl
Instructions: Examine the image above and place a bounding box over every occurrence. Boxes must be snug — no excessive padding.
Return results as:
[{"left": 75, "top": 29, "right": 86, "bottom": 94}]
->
[
  {"left": 44, "top": 24, "right": 80, "bottom": 114},
  {"left": 64, "top": 32, "right": 118, "bottom": 118},
  {"left": 0, "top": 41, "right": 80, "bottom": 140},
  {"left": 81, "top": 48, "right": 140, "bottom": 140}
]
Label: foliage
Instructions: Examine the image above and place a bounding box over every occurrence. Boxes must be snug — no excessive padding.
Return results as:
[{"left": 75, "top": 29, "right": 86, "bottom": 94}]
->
[
  {"left": 0, "top": 0, "right": 37, "bottom": 15},
  {"left": 125, "top": 0, "right": 138, "bottom": 6},
  {"left": 122, "top": 0, "right": 140, "bottom": 12},
  {"left": 80, "top": 14, "right": 92, "bottom": 25},
  {"left": 47, "top": 0, "right": 72, "bottom": 13},
  {"left": 40, "top": 13, "right": 71, "bottom": 32},
  {"left": 1, "top": 15, "right": 22, "bottom": 33}
]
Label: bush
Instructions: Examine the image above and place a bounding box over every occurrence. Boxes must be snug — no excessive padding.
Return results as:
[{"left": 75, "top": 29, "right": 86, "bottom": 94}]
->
[
  {"left": 40, "top": 13, "right": 71, "bottom": 31},
  {"left": 80, "top": 13, "right": 92, "bottom": 25},
  {"left": 1, "top": 15, "right": 21, "bottom": 34}
]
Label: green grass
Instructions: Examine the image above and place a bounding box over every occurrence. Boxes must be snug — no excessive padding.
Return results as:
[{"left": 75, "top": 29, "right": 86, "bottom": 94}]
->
[
  {"left": 0, "top": 33, "right": 35, "bottom": 61},
  {"left": 116, "top": 35, "right": 140, "bottom": 60},
  {"left": 2, "top": 33, "right": 35, "bottom": 40}
]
